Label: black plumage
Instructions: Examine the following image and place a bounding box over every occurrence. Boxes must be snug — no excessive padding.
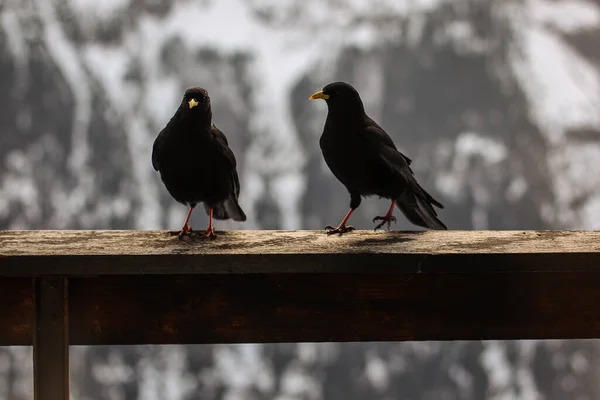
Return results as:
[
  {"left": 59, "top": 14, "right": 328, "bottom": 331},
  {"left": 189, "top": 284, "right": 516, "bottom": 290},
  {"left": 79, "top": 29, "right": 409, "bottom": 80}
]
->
[
  {"left": 152, "top": 87, "right": 246, "bottom": 238},
  {"left": 309, "top": 81, "right": 447, "bottom": 234}
]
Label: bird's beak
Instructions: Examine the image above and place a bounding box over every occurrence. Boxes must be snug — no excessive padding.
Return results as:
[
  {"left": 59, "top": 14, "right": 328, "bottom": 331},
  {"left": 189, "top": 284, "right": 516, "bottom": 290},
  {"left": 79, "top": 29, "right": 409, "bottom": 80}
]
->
[
  {"left": 309, "top": 91, "right": 329, "bottom": 101},
  {"left": 188, "top": 98, "right": 199, "bottom": 109}
]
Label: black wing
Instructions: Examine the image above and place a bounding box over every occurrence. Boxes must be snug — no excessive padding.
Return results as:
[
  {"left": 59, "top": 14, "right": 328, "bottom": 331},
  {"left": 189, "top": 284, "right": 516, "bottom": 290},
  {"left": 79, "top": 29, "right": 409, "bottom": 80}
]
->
[
  {"left": 151, "top": 127, "right": 167, "bottom": 171},
  {"left": 152, "top": 109, "right": 183, "bottom": 171},
  {"left": 206, "top": 123, "right": 246, "bottom": 221},
  {"left": 364, "top": 117, "right": 412, "bottom": 166},
  {"left": 361, "top": 119, "right": 443, "bottom": 209},
  {"left": 211, "top": 124, "right": 240, "bottom": 197}
]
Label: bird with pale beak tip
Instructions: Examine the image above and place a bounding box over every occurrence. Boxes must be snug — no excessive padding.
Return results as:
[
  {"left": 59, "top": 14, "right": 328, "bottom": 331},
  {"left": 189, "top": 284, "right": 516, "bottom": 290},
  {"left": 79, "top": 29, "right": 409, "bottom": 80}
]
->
[
  {"left": 308, "top": 81, "right": 447, "bottom": 234},
  {"left": 188, "top": 98, "right": 199, "bottom": 108},
  {"left": 152, "top": 86, "right": 247, "bottom": 239}
]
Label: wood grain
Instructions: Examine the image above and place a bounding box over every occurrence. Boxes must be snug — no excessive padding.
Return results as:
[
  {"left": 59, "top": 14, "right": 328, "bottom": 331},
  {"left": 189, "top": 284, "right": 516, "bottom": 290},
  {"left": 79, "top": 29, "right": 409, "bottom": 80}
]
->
[
  {"left": 0, "top": 271, "right": 600, "bottom": 345},
  {"left": 5, "top": 270, "right": 600, "bottom": 345},
  {"left": 2, "top": 230, "right": 600, "bottom": 345},
  {"left": 66, "top": 272, "right": 600, "bottom": 344},
  {"left": 2, "top": 230, "right": 600, "bottom": 275}
]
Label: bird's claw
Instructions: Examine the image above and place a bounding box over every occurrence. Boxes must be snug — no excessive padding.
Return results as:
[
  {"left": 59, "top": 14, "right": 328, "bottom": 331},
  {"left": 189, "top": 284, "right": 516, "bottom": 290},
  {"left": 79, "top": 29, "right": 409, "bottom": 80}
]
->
[
  {"left": 169, "top": 225, "right": 193, "bottom": 239},
  {"left": 324, "top": 224, "right": 355, "bottom": 235},
  {"left": 202, "top": 229, "right": 217, "bottom": 240},
  {"left": 373, "top": 215, "right": 396, "bottom": 231}
]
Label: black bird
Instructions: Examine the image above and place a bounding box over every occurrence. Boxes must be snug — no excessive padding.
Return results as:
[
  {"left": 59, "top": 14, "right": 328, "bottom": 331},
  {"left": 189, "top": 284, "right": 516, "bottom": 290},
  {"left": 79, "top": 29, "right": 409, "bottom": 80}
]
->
[
  {"left": 152, "top": 87, "right": 246, "bottom": 239},
  {"left": 309, "top": 81, "right": 446, "bottom": 234}
]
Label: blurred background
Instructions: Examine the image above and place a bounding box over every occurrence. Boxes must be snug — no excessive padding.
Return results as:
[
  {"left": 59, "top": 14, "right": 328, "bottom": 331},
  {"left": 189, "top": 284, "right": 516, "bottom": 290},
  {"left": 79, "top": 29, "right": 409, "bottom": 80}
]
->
[{"left": 2, "top": 0, "right": 600, "bottom": 398}]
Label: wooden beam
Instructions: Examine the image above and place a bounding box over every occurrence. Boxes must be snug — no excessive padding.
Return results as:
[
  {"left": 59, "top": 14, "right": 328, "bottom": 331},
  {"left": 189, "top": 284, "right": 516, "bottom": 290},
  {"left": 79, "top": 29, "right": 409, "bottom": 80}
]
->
[
  {"left": 63, "top": 272, "right": 600, "bottom": 345},
  {"left": 1, "top": 230, "right": 600, "bottom": 346},
  {"left": 0, "top": 278, "right": 33, "bottom": 345},
  {"left": 33, "top": 277, "right": 70, "bottom": 400},
  {"left": 1, "top": 230, "right": 600, "bottom": 275},
  {"left": 5, "top": 271, "right": 600, "bottom": 345}
]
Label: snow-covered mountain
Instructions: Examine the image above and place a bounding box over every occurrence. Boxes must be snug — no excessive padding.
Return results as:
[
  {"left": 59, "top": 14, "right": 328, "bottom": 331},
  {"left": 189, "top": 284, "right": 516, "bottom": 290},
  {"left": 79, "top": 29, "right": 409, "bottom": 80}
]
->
[{"left": 2, "top": 0, "right": 600, "bottom": 398}]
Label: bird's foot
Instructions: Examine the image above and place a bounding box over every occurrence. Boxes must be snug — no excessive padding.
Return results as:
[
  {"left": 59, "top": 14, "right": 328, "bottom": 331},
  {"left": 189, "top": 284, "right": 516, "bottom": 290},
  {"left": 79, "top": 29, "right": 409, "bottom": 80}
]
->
[
  {"left": 324, "top": 224, "right": 355, "bottom": 235},
  {"left": 202, "top": 228, "right": 217, "bottom": 240},
  {"left": 373, "top": 215, "right": 396, "bottom": 231},
  {"left": 169, "top": 224, "right": 193, "bottom": 239}
]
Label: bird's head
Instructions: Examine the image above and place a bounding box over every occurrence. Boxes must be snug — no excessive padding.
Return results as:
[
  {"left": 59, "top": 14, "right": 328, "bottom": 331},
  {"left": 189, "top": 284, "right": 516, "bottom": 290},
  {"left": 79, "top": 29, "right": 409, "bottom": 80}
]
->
[
  {"left": 182, "top": 87, "right": 211, "bottom": 113},
  {"left": 308, "top": 81, "right": 364, "bottom": 111}
]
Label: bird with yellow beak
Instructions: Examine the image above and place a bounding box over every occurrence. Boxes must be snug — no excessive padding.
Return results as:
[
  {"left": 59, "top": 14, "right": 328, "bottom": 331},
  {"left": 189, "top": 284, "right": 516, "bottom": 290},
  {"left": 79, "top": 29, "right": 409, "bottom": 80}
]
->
[
  {"left": 309, "top": 81, "right": 447, "bottom": 234},
  {"left": 151, "top": 86, "right": 247, "bottom": 239}
]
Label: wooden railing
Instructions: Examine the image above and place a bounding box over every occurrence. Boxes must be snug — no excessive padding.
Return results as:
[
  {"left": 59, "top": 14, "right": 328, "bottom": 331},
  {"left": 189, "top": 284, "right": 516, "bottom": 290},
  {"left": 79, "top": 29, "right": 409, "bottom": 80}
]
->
[{"left": 2, "top": 229, "right": 600, "bottom": 400}]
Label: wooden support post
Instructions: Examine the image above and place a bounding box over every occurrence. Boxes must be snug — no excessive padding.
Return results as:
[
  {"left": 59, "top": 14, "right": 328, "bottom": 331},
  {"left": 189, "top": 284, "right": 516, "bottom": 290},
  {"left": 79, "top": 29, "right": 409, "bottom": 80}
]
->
[{"left": 33, "top": 277, "right": 69, "bottom": 400}]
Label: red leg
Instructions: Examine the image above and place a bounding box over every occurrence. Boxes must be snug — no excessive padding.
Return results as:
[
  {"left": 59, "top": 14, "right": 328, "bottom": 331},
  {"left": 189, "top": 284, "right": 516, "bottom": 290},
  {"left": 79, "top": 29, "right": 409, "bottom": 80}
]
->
[
  {"left": 373, "top": 200, "right": 397, "bottom": 230},
  {"left": 169, "top": 207, "right": 195, "bottom": 238},
  {"left": 325, "top": 208, "right": 356, "bottom": 235},
  {"left": 203, "top": 208, "right": 217, "bottom": 239}
]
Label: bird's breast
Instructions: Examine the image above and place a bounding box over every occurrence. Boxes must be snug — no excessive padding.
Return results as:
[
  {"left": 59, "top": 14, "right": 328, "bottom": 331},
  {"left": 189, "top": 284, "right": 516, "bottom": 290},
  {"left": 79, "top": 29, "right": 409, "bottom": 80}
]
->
[{"left": 319, "top": 129, "right": 376, "bottom": 192}]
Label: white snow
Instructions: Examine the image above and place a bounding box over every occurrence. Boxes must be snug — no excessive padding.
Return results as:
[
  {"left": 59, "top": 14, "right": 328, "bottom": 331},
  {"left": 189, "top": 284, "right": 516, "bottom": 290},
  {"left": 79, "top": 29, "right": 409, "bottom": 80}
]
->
[
  {"left": 0, "top": 149, "right": 40, "bottom": 226},
  {"left": 507, "top": 0, "right": 600, "bottom": 228},
  {"left": 516, "top": 341, "right": 543, "bottom": 400},
  {"left": 35, "top": 0, "right": 96, "bottom": 227},
  {"left": 480, "top": 341, "right": 543, "bottom": 400},
  {"left": 70, "top": 0, "right": 130, "bottom": 28},
  {"left": 435, "top": 132, "right": 507, "bottom": 203},
  {"left": 455, "top": 132, "right": 508, "bottom": 164},
  {"left": 82, "top": 44, "right": 166, "bottom": 229},
  {"left": 530, "top": 0, "right": 600, "bottom": 33},
  {"left": 509, "top": 24, "right": 600, "bottom": 145},
  {"left": 364, "top": 352, "right": 389, "bottom": 391},
  {"left": 214, "top": 344, "right": 274, "bottom": 392},
  {"left": 0, "top": 9, "right": 29, "bottom": 69},
  {"left": 480, "top": 341, "right": 514, "bottom": 400}
]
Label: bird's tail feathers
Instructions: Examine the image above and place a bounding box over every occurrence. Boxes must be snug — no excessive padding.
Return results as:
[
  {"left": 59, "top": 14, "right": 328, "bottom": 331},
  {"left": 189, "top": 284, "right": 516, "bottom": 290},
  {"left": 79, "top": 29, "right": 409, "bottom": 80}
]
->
[
  {"left": 407, "top": 178, "right": 444, "bottom": 209},
  {"left": 207, "top": 196, "right": 247, "bottom": 222},
  {"left": 395, "top": 182, "right": 447, "bottom": 230},
  {"left": 424, "top": 191, "right": 444, "bottom": 209},
  {"left": 224, "top": 196, "right": 247, "bottom": 222}
]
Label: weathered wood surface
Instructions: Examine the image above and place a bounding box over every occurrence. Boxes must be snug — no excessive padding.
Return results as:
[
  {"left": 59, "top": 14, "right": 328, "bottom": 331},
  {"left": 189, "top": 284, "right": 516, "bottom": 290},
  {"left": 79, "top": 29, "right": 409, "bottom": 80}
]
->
[
  {"left": 1, "top": 230, "right": 600, "bottom": 275},
  {"left": 2, "top": 230, "right": 600, "bottom": 345}
]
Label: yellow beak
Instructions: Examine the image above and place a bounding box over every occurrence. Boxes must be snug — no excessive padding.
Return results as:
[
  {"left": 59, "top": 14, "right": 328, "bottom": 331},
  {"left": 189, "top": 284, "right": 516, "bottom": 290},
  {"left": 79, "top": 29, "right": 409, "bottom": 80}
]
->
[
  {"left": 309, "top": 91, "right": 329, "bottom": 101},
  {"left": 188, "top": 98, "right": 199, "bottom": 109}
]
